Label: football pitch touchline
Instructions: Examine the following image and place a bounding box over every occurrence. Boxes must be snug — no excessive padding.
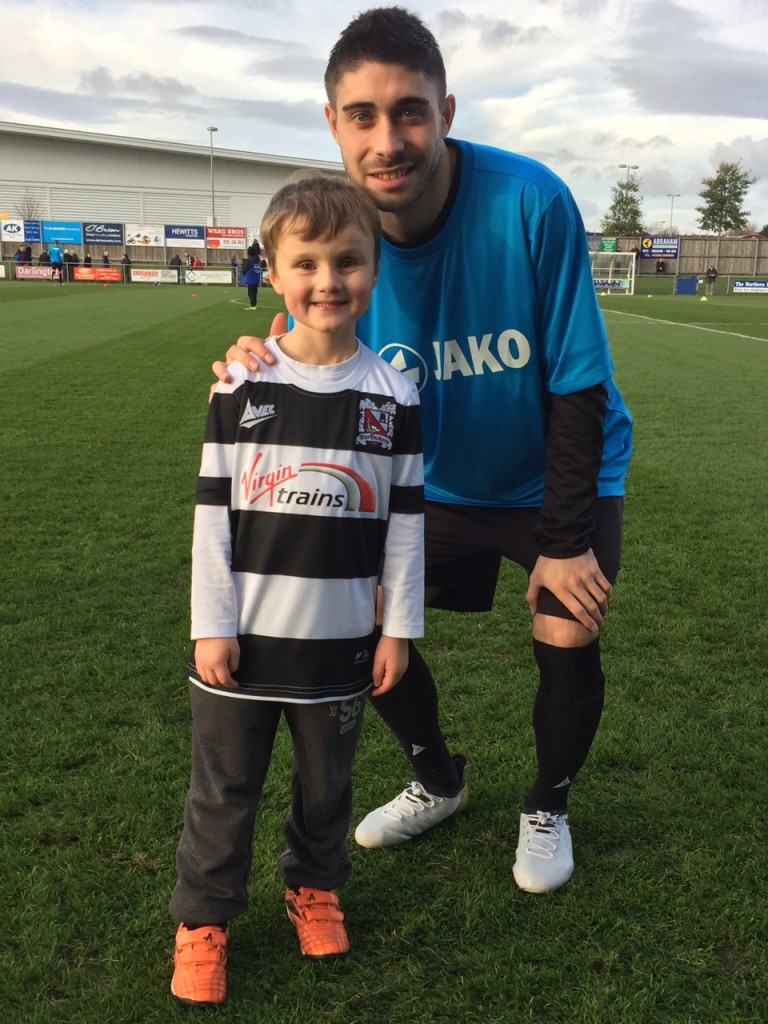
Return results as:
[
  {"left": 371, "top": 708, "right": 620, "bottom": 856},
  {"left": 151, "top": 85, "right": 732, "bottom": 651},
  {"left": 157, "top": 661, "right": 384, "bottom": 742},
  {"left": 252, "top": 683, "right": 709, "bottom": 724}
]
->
[{"left": 603, "top": 309, "right": 768, "bottom": 343}]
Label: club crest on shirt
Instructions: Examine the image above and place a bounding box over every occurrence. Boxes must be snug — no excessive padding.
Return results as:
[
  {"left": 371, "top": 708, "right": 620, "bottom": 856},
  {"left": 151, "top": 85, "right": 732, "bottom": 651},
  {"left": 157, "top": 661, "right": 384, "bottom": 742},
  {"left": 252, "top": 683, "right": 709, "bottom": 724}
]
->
[{"left": 357, "top": 398, "right": 395, "bottom": 449}]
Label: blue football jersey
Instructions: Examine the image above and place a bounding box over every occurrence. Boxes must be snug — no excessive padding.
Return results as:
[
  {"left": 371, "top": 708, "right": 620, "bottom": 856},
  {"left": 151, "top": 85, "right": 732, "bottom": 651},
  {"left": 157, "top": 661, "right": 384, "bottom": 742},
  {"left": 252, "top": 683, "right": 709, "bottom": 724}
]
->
[{"left": 356, "top": 139, "right": 633, "bottom": 507}]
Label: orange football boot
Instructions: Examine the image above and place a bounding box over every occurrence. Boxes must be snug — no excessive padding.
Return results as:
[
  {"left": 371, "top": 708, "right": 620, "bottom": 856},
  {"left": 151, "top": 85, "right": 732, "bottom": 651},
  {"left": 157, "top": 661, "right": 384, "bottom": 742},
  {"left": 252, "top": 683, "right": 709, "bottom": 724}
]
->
[
  {"left": 171, "top": 923, "right": 229, "bottom": 1006},
  {"left": 285, "top": 887, "right": 349, "bottom": 960}
]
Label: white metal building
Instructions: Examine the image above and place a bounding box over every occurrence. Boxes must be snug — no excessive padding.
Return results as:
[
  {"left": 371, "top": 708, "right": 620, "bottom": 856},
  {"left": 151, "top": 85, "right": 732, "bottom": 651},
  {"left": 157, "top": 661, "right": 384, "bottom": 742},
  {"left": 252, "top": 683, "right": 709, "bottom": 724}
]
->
[{"left": 0, "top": 121, "right": 343, "bottom": 260}]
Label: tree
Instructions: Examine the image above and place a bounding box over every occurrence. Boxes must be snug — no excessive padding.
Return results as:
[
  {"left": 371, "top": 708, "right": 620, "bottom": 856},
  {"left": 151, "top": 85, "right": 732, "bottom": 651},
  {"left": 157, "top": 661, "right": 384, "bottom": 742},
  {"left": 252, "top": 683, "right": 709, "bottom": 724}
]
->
[
  {"left": 696, "top": 162, "right": 757, "bottom": 235},
  {"left": 14, "top": 189, "right": 43, "bottom": 221},
  {"left": 601, "top": 175, "right": 645, "bottom": 236}
]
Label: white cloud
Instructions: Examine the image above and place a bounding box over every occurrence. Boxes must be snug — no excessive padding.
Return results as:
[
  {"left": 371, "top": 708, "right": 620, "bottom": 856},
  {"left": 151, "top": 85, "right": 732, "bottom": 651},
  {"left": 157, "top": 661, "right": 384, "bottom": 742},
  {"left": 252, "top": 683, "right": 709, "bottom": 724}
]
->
[{"left": 0, "top": 0, "right": 766, "bottom": 230}]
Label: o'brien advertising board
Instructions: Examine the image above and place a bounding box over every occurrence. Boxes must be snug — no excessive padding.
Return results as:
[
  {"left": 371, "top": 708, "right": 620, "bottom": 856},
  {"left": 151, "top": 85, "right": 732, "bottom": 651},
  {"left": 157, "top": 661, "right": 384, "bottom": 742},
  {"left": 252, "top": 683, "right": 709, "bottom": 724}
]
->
[{"left": 83, "top": 222, "right": 124, "bottom": 246}]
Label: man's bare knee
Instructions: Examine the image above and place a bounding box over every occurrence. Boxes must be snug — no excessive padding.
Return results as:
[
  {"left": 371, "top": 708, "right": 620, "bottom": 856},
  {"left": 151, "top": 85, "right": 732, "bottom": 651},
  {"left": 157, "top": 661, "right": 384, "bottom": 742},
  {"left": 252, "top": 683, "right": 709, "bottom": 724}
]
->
[{"left": 532, "top": 613, "right": 599, "bottom": 648}]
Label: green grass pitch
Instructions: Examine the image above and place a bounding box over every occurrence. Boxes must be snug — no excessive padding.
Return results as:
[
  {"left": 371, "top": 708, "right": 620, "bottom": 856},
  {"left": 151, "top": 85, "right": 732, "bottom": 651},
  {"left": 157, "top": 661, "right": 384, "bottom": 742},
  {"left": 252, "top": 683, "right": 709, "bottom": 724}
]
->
[{"left": 1, "top": 278, "right": 767, "bottom": 1023}]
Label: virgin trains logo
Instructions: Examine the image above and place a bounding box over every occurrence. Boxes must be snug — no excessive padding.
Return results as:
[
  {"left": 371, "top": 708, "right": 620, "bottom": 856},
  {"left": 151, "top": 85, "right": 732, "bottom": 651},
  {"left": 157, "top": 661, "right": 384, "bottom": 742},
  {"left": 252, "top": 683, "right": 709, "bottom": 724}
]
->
[
  {"left": 241, "top": 451, "right": 376, "bottom": 512},
  {"left": 378, "top": 330, "right": 531, "bottom": 391}
]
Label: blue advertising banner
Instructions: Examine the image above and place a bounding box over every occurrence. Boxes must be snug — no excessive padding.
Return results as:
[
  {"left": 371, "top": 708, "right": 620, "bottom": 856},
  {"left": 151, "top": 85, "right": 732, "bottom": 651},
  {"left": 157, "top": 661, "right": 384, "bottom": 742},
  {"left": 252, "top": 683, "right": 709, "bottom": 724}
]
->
[
  {"left": 83, "top": 222, "right": 124, "bottom": 245},
  {"left": 165, "top": 224, "right": 206, "bottom": 249},
  {"left": 24, "top": 220, "right": 42, "bottom": 243},
  {"left": 42, "top": 220, "right": 83, "bottom": 244},
  {"left": 640, "top": 235, "right": 680, "bottom": 259}
]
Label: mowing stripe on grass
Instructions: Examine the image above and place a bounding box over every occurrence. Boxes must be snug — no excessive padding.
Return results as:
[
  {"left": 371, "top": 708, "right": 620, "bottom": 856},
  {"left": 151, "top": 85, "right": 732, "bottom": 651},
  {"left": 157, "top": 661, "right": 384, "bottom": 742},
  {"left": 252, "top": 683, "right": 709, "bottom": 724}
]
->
[{"left": 603, "top": 308, "right": 768, "bottom": 344}]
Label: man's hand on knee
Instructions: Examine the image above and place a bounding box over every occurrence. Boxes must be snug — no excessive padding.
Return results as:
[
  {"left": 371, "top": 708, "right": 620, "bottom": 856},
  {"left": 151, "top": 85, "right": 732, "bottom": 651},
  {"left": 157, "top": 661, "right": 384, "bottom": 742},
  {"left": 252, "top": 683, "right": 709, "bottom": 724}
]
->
[{"left": 526, "top": 549, "right": 611, "bottom": 633}]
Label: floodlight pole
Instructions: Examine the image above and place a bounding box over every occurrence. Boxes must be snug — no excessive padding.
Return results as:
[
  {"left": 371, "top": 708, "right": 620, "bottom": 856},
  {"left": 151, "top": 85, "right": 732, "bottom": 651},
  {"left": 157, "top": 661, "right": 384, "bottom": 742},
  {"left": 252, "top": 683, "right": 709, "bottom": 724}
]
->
[
  {"left": 207, "top": 126, "right": 218, "bottom": 227},
  {"left": 666, "top": 193, "right": 681, "bottom": 232},
  {"left": 618, "top": 162, "right": 639, "bottom": 184}
]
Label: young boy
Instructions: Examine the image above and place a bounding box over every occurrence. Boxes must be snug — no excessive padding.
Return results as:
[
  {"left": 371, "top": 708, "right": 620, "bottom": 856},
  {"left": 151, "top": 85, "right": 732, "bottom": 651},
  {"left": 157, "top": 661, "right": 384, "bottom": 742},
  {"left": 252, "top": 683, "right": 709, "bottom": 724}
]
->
[{"left": 170, "top": 174, "right": 425, "bottom": 1008}]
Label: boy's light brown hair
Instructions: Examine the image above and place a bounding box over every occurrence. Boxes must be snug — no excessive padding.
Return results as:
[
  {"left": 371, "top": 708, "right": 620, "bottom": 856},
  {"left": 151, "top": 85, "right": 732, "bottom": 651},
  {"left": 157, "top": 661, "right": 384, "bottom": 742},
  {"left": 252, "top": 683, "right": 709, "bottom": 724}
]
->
[{"left": 260, "top": 174, "right": 381, "bottom": 269}]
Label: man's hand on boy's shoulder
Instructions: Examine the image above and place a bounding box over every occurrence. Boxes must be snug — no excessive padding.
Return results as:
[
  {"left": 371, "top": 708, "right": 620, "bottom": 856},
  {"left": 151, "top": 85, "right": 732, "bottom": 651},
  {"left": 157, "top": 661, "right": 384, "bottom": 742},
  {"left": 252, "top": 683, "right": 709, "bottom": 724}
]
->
[
  {"left": 211, "top": 312, "right": 287, "bottom": 387},
  {"left": 194, "top": 637, "right": 240, "bottom": 688},
  {"left": 371, "top": 635, "right": 410, "bottom": 697}
]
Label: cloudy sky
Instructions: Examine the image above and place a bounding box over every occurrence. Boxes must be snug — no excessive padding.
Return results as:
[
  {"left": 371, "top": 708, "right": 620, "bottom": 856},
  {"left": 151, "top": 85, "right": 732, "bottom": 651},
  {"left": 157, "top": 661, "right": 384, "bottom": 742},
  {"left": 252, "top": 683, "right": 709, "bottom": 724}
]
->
[{"left": 2, "top": 0, "right": 767, "bottom": 232}]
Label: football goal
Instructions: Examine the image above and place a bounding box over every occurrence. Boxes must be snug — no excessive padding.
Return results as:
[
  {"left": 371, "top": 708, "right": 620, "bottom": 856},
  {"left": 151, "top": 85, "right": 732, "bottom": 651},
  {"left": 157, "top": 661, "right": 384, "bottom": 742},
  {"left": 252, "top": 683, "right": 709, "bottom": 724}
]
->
[{"left": 590, "top": 251, "right": 636, "bottom": 295}]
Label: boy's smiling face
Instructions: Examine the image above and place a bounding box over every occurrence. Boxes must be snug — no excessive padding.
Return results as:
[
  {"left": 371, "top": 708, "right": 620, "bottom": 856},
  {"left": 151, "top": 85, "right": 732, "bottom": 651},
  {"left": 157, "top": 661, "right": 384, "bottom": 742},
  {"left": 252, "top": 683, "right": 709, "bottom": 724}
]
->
[{"left": 268, "top": 219, "right": 378, "bottom": 342}]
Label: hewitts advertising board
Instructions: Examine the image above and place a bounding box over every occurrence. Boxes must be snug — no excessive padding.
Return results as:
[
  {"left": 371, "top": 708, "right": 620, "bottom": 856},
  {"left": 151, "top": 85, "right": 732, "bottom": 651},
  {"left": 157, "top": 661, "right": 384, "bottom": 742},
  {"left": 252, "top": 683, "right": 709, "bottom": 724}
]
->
[
  {"left": 125, "top": 224, "right": 164, "bottom": 246},
  {"left": 165, "top": 225, "right": 206, "bottom": 249},
  {"left": 1, "top": 219, "right": 42, "bottom": 243},
  {"left": 640, "top": 235, "right": 680, "bottom": 258},
  {"left": 83, "top": 222, "right": 124, "bottom": 246},
  {"left": 206, "top": 226, "right": 247, "bottom": 249},
  {"left": 185, "top": 269, "right": 232, "bottom": 285},
  {"left": 42, "top": 220, "right": 83, "bottom": 245}
]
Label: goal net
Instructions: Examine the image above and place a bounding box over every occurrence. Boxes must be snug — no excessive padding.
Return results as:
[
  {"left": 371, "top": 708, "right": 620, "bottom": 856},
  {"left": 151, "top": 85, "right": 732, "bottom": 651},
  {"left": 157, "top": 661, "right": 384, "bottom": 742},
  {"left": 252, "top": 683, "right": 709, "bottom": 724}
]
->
[{"left": 589, "top": 251, "right": 636, "bottom": 295}]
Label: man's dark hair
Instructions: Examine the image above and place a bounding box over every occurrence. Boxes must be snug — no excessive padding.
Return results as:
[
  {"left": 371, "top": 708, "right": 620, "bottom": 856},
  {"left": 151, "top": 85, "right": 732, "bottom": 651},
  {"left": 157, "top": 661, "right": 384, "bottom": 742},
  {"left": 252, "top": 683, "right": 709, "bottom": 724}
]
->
[{"left": 324, "top": 6, "right": 446, "bottom": 104}]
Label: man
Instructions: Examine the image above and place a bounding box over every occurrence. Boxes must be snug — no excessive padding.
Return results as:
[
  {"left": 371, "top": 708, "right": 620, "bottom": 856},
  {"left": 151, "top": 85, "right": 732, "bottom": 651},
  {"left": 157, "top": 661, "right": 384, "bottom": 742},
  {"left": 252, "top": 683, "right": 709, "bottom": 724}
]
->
[
  {"left": 704, "top": 264, "right": 718, "bottom": 297},
  {"left": 48, "top": 238, "right": 64, "bottom": 285},
  {"left": 213, "top": 6, "right": 632, "bottom": 894}
]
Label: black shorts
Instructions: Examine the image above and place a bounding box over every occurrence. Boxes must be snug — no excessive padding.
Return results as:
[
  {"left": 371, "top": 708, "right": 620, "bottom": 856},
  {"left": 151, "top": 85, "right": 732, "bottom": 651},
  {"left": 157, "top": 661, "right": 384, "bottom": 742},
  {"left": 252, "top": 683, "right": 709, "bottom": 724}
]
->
[{"left": 424, "top": 497, "right": 623, "bottom": 619}]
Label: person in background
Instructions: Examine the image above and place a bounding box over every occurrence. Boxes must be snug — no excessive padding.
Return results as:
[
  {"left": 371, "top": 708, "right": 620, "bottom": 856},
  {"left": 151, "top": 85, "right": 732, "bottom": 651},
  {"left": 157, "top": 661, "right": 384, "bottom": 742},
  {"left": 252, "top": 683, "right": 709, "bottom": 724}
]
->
[
  {"left": 48, "top": 238, "right": 64, "bottom": 285},
  {"left": 169, "top": 253, "right": 183, "bottom": 283},
  {"left": 704, "top": 264, "right": 718, "bottom": 297},
  {"left": 241, "top": 242, "right": 262, "bottom": 310}
]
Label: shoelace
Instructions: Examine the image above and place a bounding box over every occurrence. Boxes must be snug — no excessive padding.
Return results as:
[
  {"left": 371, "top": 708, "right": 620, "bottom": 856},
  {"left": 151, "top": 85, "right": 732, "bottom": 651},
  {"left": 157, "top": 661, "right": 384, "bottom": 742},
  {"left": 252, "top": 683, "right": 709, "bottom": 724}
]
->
[
  {"left": 383, "top": 782, "right": 438, "bottom": 820},
  {"left": 521, "top": 812, "right": 563, "bottom": 859}
]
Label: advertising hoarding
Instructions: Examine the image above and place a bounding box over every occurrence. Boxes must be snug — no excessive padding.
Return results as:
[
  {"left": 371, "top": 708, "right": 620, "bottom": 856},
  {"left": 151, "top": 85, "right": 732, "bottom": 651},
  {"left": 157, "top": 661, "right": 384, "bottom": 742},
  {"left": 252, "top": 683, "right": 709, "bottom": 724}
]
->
[{"left": 165, "top": 225, "right": 206, "bottom": 249}]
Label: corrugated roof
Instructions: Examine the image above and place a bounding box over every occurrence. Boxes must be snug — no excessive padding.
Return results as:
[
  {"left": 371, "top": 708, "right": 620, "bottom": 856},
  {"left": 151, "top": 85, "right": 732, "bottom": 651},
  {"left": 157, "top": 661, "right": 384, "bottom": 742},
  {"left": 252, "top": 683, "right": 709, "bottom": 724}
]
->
[{"left": 0, "top": 120, "right": 342, "bottom": 171}]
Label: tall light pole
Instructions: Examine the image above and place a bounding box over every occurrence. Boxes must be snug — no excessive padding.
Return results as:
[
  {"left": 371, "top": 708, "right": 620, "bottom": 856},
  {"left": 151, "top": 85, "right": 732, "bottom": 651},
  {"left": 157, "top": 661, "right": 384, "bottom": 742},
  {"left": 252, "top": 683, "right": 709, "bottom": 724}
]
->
[
  {"left": 207, "top": 126, "right": 218, "bottom": 227},
  {"left": 618, "top": 163, "right": 639, "bottom": 184},
  {"left": 666, "top": 192, "right": 680, "bottom": 232}
]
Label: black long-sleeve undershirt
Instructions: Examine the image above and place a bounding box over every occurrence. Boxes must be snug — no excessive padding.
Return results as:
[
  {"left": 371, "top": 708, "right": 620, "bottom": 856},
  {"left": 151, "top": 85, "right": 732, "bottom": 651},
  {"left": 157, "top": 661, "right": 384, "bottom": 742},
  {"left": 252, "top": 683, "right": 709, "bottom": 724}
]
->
[{"left": 533, "top": 382, "right": 608, "bottom": 558}]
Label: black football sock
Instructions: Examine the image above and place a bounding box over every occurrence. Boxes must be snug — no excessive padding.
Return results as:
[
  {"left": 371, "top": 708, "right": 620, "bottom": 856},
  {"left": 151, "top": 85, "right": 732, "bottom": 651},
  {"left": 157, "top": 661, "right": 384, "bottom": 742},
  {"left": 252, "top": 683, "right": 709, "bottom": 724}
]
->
[
  {"left": 370, "top": 641, "right": 464, "bottom": 798},
  {"left": 523, "top": 638, "right": 605, "bottom": 814}
]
